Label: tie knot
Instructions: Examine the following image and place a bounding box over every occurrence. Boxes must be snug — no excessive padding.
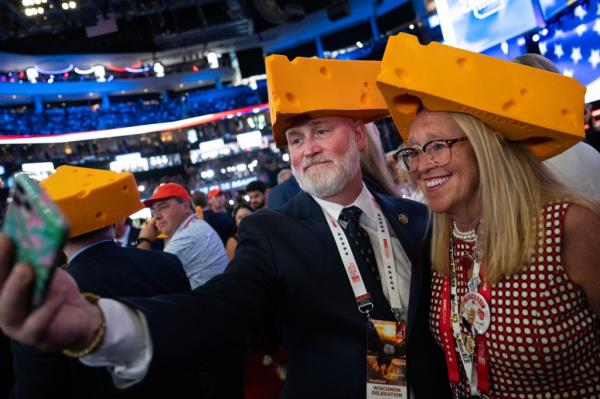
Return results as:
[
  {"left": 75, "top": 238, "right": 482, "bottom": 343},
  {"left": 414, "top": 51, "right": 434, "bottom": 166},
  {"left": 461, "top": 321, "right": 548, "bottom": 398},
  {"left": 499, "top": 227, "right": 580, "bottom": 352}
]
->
[{"left": 339, "top": 206, "right": 363, "bottom": 224}]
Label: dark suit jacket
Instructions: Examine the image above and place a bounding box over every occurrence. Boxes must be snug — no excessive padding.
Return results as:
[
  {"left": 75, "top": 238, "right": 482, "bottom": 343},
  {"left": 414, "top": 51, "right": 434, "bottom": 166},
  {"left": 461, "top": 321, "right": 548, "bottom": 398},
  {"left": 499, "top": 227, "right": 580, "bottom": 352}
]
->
[
  {"left": 204, "top": 209, "right": 236, "bottom": 245},
  {"left": 1, "top": 333, "right": 14, "bottom": 399},
  {"left": 124, "top": 191, "right": 450, "bottom": 399},
  {"left": 125, "top": 225, "right": 140, "bottom": 247},
  {"left": 11, "top": 241, "right": 191, "bottom": 399},
  {"left": 125, "top": 193, "right": 450, "bottom": 399},
  {"left": 267, "top": 175, "right": 301, "bottom": 209}
]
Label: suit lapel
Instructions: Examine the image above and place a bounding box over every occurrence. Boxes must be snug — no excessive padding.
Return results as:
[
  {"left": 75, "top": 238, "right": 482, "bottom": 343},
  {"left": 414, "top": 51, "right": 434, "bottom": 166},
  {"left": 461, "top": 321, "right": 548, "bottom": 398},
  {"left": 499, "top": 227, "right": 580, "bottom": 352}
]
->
[
  {"left": 287, "top": 193, "right": 339, "bottom": 264},
  {"left": 286, "top": 193, "right": 393, "bottom": 319}
]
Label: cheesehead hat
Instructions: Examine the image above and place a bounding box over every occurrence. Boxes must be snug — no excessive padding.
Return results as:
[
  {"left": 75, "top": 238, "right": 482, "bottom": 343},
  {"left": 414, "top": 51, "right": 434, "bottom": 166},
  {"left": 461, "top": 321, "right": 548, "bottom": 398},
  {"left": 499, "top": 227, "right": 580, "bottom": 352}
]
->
[
  {"left": 40, "top": 165, "right": 144, "bottom": 238},
  {"left": 266, "top": 54, "right": 390, "bottom": 147},
  {"left": 376, "top": 33, "right": 585, "bottom": 160}
]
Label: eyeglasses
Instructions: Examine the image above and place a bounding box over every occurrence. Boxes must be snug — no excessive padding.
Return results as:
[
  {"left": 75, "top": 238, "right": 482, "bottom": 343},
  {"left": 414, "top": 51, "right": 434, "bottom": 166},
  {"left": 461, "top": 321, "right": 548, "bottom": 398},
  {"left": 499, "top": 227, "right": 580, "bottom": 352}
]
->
[{"left": 393, "top": 137, "right": 469, "bottom": 172}]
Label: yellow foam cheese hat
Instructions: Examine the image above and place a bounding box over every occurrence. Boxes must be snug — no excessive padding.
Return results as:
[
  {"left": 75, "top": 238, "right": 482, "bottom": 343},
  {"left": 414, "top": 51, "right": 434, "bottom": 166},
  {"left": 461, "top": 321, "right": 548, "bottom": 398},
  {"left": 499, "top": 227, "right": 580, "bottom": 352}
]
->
[
  {"left": 376, "top": 33, "right": 585, "bottom": 160},
  {"left": 266, "top": 54, "right": 390, "bottom": 147},
  {"left": 41, "top": 165, "right": 144, "bottom": 238}
]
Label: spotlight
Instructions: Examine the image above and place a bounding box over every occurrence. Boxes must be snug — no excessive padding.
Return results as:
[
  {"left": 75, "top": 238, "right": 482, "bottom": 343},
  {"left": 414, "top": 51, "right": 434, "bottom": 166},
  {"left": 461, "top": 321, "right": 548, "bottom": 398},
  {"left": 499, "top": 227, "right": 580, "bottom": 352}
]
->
[
  {"left": 26, "top": 67, "right": 38, "bottom": 83},
  {"left": 153, "top": 62, "right": 165, "bottom": 78},
  {"left": 93, "top": 65, "right": 106, "bottom": 82},
  {"left": 207, "top": 52, "right": 219, "bottom": 69}
]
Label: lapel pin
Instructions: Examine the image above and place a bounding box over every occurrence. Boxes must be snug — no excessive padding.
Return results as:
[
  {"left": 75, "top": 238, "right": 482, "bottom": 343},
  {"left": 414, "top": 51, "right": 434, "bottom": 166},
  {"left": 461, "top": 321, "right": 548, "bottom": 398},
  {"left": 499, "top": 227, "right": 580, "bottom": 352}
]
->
[{"left": 398, "top": 213, "right": 408, "bottom": 224}]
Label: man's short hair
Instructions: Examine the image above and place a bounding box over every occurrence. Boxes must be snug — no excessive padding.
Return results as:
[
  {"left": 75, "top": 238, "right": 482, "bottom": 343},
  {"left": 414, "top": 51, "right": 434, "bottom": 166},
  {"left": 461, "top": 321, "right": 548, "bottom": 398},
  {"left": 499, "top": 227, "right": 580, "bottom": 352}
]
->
[{"left": 246, "top": 180, "right": 268, "bottom": 193}]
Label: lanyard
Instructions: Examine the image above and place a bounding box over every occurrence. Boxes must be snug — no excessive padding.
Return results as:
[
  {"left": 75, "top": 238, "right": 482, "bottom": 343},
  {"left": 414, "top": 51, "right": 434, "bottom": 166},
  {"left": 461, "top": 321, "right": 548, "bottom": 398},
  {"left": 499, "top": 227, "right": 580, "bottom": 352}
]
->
[
  {"left": 322, "top": 199, "right": 404, "bottom": 321},
  {"left": 440, "top": 239, "right": 491, "bottom": 396}
]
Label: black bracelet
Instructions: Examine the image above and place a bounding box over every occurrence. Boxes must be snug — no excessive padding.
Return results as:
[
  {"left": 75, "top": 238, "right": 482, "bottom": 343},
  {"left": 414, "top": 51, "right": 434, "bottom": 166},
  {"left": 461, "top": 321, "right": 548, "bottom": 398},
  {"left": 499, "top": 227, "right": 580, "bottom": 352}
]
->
[{"left": 136, "top": 237, "right": 153, "bottom": 245}]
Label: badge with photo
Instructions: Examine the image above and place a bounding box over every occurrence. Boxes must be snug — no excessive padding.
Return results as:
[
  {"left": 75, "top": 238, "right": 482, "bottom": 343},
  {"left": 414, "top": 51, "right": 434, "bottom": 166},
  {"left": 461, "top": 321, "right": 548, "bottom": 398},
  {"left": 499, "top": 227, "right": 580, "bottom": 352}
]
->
[{"left": 366, "top": 319, "right": 408, "bottom": 399}]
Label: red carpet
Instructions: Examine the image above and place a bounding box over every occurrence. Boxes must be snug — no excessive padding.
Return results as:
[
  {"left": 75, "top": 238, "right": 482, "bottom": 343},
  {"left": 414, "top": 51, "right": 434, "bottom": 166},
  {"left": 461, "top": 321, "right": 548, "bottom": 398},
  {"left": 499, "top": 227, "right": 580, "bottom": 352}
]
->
[{"left": 243, "top": 350, "right": 284, "bottom": 399}]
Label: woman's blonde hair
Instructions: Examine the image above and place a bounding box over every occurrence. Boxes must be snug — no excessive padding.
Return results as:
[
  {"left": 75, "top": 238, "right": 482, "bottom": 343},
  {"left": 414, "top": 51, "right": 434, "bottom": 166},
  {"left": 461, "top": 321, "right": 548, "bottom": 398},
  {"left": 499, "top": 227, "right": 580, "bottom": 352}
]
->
[
  {"left": 430, "top": 112, "right": 599, "bottom": 282},
  {"left": 360, "top": 122, "right": 400, "bottom": 197}
]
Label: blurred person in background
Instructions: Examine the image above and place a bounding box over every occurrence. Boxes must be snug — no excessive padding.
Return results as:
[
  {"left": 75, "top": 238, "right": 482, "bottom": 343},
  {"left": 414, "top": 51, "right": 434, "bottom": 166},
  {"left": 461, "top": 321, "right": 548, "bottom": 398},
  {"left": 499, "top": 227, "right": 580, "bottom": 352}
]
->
[
  {"left": 584, "top": 103, "right": 600, "bottom": 152},
  {"left": 267, "top": 175, "right": 300, "bottom": 209},
  {"left": 114, "top": 217, "right": 141, "bottom": 248},
  {"left": 225, "top": 203, "right": 253, "bottom": 260},
  {"left": 137, "top": 183, "right": 228, "bottom": 289},
  {"left": 204, "top": 189, "right": 236, "bottom": 245},
  {"left": 246, "top": 180, "right": 268, "bottom": 210},
  {"left": 192, "top": 190, "right": 208, "bottom": 220},
  {"left": 361, "top": 122, "right": 400, "bottom": 197},
  {"left": 388, "top": 146, "right": 424, "bottom": 203},
  {"left": 276, "top": 169, "right": 292, "bottom": 184},
  {"left": 514, "top": 54, "right": 600, "bottom": 198}
]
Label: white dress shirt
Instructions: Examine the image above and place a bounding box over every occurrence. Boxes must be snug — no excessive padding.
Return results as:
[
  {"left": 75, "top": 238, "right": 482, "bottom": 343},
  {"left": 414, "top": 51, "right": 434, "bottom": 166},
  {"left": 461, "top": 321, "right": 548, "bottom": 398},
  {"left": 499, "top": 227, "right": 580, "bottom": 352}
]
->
[{"left": 313, "top": 183, "right": 411, "bottom": 315}]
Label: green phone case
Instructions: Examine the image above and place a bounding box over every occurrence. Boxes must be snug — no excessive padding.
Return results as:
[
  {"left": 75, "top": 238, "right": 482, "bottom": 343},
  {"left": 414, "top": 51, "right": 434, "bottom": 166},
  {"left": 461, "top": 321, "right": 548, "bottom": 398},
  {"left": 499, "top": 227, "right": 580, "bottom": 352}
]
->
[{"left": 2, "top": 173, "right": 69, "bottom": 309}]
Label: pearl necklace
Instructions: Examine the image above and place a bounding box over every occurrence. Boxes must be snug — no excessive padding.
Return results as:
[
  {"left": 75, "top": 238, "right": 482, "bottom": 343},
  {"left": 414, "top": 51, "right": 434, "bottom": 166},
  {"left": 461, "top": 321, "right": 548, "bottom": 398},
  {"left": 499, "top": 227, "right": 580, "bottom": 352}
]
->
[{"left": 452, "top": 221, "right": 477, "bottom": 242}]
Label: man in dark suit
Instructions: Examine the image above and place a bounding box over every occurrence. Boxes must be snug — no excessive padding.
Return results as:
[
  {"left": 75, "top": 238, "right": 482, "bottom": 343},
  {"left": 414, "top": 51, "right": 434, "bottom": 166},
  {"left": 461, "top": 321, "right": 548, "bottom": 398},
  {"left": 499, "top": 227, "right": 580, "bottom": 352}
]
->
[
  {"left": 266, "top": 175, "right": 301, "bottom": 209},
  {"left": 114, "top": 217, "right": 140, "bottom": 248},
  {"left": 203, "top": 189, "right": 236, "bottom": 245},
  {"left": 10, "top": 166, "right": 191, "bottom": 399},
  {"left": 0, "top": 57, "right": 450, "bottom": 398}
]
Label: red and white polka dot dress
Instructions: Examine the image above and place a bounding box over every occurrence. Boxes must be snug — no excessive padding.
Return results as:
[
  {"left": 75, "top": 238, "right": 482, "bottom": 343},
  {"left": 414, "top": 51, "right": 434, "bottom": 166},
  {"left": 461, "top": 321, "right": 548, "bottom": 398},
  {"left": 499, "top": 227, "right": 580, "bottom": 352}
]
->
[{"left": 430, "top": 202, "right": 600, "bottom": 398}]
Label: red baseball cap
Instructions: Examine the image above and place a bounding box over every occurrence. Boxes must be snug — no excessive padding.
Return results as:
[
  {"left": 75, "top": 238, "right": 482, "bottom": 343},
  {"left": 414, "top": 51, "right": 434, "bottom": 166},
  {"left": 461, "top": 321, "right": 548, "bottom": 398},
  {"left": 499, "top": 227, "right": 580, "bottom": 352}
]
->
[
  {"left": 207, "top": 189, "right": 225, "bottom": 199},
  {"left": 143, "top": 183, "right": 192, "bottom": 207}
]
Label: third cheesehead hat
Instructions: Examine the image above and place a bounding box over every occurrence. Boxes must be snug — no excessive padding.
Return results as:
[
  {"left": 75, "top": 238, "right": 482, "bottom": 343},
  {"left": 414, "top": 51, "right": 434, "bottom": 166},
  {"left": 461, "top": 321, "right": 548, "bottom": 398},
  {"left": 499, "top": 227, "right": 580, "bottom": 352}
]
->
[
  {"left": 40, "top": 165, "right": 144, "bottom": 238},
  {"left": 266, "top": 54, "right": 390, "bottom": 147},
  {"left": 376, "top": 33, "right": 585, "bottom": 160}
]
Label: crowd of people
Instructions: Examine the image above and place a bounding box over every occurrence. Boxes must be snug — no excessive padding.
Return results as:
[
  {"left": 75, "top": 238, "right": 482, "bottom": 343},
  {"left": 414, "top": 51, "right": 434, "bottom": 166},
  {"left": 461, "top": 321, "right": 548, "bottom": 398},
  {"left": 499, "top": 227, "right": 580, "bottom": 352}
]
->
[
  {"left": 0, "top": 33, "right": 599, "bottom": 399},
  {"left": 0, "top": 85, "right": 261, "bottom": 136}
]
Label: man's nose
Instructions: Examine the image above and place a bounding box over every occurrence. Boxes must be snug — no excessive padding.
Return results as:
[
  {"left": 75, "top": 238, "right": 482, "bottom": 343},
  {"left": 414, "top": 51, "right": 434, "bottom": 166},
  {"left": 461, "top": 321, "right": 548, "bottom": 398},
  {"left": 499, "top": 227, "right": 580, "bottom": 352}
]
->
[{"left": 303, "top": 137, "right": 322, "bottom": 156}]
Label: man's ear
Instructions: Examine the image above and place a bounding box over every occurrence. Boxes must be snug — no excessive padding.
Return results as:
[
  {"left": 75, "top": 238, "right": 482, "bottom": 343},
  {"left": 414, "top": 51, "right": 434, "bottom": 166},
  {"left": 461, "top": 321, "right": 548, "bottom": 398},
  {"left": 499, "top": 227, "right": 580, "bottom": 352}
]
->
[{"left": 353, "top": 121, "right": 368, "bottom": 151}]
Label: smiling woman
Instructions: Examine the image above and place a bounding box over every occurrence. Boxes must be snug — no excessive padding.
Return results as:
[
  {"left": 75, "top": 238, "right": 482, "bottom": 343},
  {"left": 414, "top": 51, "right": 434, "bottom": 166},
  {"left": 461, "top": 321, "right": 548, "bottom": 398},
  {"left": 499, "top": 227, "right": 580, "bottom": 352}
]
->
[
  {"left": 379, "top": 34, "right": 600, "bottom": 399},
  {"left": 408, "top": 108, "right": 600, "bottom": 399},
  {"left": 405, "top": 111, "right": 480, "bottom": 228}
]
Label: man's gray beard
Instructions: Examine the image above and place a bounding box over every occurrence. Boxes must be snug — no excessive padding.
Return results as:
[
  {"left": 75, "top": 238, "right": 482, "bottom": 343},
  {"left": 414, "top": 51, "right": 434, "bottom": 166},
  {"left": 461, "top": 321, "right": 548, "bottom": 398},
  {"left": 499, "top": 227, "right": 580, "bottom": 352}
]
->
[{"left": 292, "top": 143, "right": 361, "bottom": 199}]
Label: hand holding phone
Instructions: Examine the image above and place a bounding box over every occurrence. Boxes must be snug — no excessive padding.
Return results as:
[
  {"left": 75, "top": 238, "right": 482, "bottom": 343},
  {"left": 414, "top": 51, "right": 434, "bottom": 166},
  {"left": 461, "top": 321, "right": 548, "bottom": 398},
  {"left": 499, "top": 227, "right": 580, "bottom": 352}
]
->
[{"left": 2, "top": 173, "right": 69, "bottom": 309}]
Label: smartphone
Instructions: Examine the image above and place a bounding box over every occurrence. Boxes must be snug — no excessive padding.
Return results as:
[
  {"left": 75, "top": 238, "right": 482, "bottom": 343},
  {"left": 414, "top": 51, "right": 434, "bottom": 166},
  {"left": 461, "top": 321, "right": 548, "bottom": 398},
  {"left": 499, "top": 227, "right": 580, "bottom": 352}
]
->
[{"left": 2, "top": 173, "right": 69, "bottom": 309}]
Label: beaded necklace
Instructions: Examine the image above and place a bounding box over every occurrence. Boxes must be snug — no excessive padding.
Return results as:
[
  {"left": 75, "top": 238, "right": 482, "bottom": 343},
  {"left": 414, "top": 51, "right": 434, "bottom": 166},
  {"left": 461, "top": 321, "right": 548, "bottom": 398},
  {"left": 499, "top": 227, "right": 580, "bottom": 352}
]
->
[{"left": 452, "top": 221, "right": 477, "bottom": 242}]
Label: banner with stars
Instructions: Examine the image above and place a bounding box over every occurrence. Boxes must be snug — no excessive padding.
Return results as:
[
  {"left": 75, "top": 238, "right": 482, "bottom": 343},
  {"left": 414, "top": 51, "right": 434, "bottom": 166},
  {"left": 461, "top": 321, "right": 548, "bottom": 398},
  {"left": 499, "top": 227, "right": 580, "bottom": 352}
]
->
[{"left": 539, "top": 2, "right": 600, "bottom": 102}]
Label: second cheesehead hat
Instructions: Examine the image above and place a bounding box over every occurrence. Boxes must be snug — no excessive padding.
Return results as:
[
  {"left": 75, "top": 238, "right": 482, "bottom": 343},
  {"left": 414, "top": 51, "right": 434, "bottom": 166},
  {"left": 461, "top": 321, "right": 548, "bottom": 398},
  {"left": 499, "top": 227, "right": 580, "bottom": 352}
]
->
[
  {"left": 40, "top": 165, "right": 144, "bottom": 238},
  {"left": 376, "top": 33, "right": 585, "bottom": 160},
  {"left": 266, "top": 54, "right": 390, "bottom": 147}
]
